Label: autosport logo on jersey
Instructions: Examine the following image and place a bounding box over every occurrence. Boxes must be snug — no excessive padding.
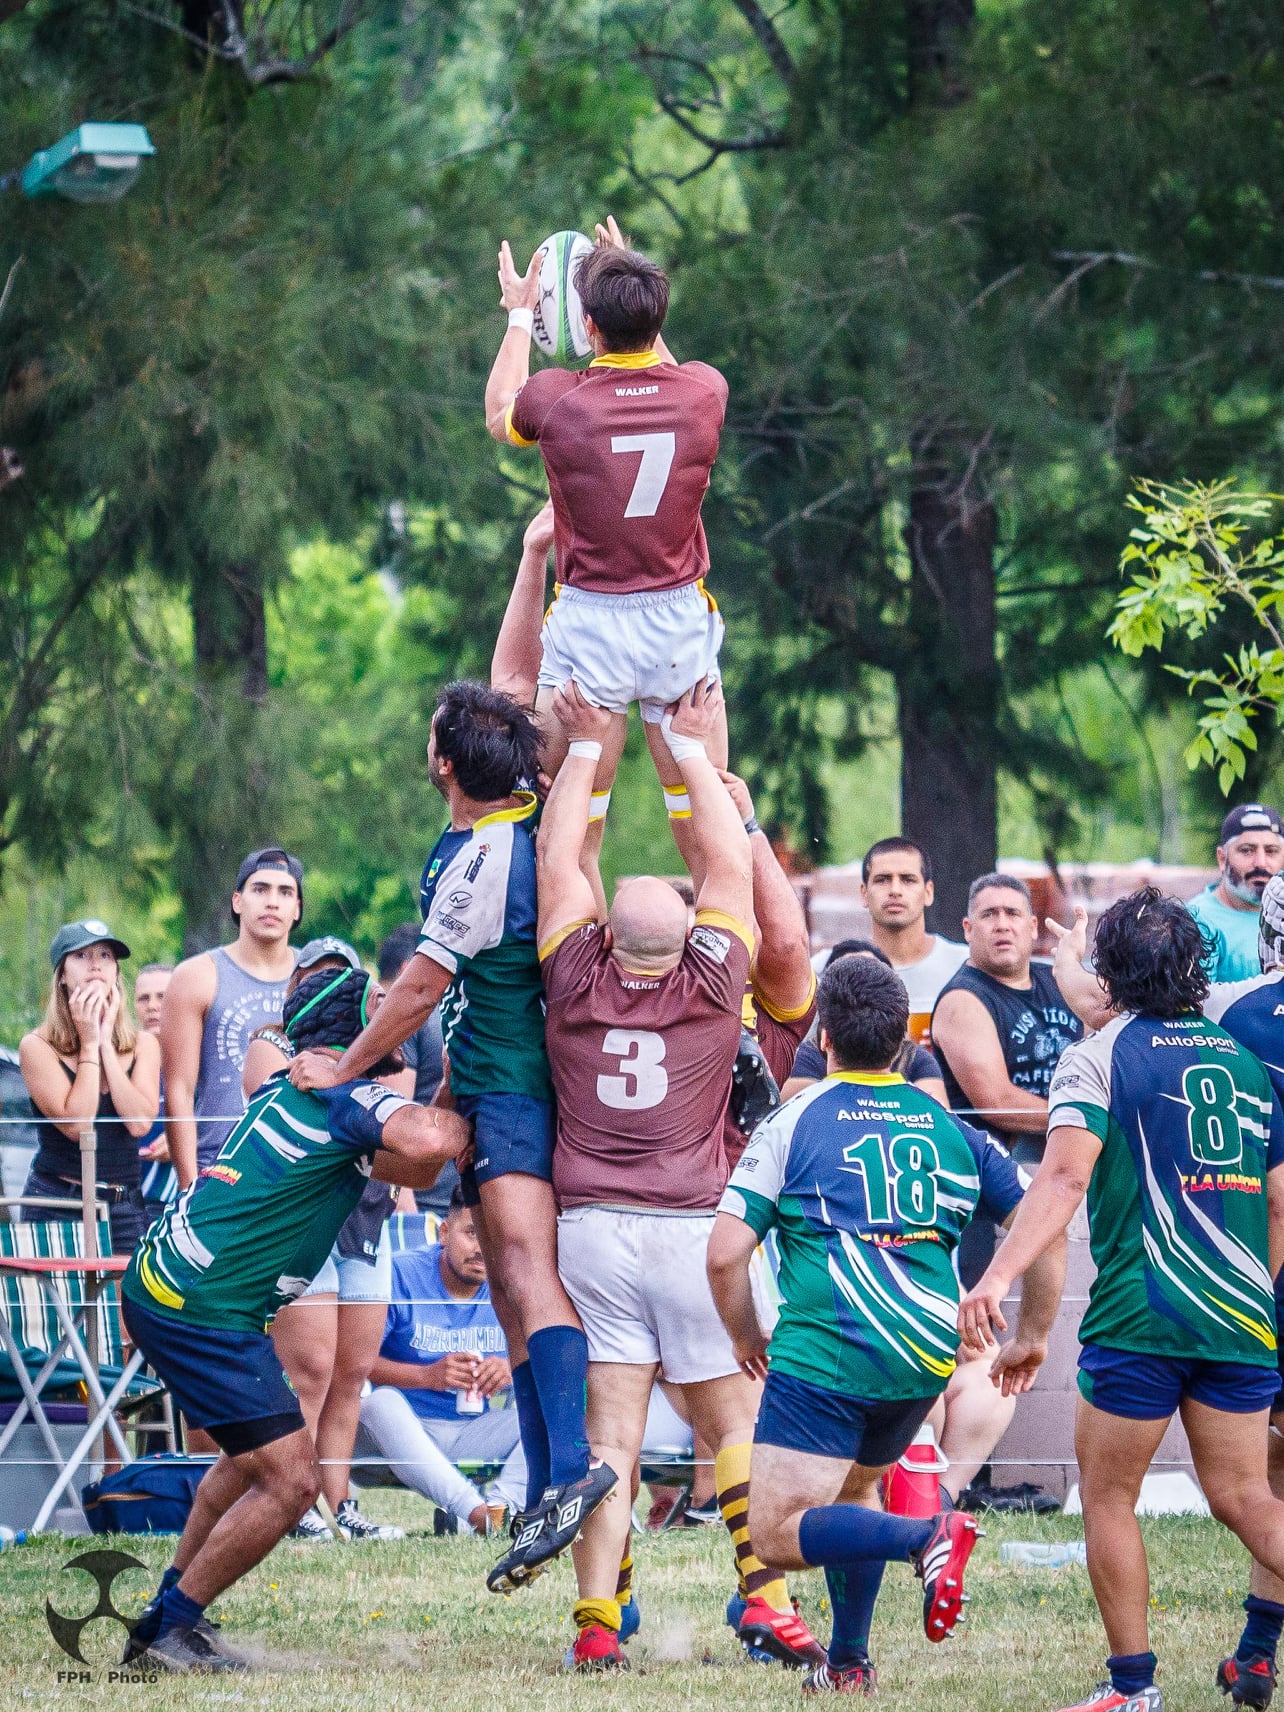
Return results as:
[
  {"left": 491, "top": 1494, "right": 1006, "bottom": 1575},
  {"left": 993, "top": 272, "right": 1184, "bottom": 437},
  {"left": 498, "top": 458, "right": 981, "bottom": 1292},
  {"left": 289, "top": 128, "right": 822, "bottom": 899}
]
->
[{"left": 46, "top": 1549, "right": 158, "bottom": 1682}]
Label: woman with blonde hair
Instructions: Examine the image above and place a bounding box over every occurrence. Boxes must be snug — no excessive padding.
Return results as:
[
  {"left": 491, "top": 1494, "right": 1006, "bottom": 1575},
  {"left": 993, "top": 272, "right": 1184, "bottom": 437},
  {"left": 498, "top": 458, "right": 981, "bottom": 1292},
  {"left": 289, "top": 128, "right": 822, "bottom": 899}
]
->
[{"left": 19, "top": 920, "right": 160, "bottom": 1255}]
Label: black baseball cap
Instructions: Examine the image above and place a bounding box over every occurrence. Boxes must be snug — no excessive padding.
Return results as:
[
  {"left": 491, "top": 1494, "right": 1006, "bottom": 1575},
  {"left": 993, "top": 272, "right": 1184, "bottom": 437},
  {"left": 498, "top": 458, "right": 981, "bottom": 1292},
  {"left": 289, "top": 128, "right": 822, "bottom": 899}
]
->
[
  {"left": 233, "top": 847, "right": 304, "bottom": 921},
  {"left": 295, "top": 936, "right": 362, "bottom": 975},
  {"left": 1220, "top": 804, "right": 1284, "bottom": 844},
  {"left": 49, "top": 919, "right": 131, "bottom": 969}
]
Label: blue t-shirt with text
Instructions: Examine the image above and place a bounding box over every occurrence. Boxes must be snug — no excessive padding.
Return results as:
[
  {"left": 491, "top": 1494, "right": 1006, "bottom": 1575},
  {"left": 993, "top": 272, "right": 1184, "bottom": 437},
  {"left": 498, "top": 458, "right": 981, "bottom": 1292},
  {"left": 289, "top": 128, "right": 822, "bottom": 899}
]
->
[{"left": 379, "top": 1244, "right": 508, "bottom": 1421}]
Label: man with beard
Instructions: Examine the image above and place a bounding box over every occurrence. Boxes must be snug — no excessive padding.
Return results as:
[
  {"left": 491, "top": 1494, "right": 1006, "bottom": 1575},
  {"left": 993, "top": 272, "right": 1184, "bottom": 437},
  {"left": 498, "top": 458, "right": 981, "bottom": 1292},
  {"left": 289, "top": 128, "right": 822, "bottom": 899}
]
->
[{"left": 1187, "top": 805, "right": 1284, "bottom": 983}]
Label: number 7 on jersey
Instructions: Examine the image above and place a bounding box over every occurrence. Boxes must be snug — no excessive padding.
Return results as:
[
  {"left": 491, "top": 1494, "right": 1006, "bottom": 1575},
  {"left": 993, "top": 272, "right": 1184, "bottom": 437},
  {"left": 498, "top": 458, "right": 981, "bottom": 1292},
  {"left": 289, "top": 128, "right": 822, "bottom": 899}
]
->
[{"left": 612, "top": 432, "right": 676, "bottom": 518}]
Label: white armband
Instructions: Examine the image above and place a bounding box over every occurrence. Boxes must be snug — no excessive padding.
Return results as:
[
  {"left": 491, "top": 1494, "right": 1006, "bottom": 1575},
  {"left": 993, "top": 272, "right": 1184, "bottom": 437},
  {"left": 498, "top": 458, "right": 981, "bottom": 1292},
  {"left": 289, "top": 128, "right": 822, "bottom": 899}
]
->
[
  {"left": 507, "top": 307, "right": 535, "bottom": 335},
  {"left": 567, "top": 740, "right": 603, "bottom": 762}
]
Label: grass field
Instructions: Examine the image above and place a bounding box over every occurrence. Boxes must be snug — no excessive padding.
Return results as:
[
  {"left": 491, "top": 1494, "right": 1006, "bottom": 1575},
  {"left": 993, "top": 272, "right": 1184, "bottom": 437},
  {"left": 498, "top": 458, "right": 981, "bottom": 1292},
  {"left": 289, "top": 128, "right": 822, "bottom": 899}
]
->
[{"left": 0, "top": 1493, "right": 1259, "bottom": 1709}]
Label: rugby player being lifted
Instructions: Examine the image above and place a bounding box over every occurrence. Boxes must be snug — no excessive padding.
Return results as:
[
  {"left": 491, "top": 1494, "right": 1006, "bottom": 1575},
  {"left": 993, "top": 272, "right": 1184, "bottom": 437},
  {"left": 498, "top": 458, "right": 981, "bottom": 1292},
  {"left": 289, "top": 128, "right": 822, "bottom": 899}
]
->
[{"left": 484, "top": 218, "right": 729, "bottom": 890}]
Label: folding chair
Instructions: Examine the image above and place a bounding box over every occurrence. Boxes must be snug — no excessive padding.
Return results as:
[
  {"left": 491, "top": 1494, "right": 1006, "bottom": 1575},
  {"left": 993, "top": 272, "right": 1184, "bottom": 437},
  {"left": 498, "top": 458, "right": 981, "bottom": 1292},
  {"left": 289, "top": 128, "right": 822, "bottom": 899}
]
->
[{"left": 0, "top": 1217, "right": 168, "bottom": 1531}]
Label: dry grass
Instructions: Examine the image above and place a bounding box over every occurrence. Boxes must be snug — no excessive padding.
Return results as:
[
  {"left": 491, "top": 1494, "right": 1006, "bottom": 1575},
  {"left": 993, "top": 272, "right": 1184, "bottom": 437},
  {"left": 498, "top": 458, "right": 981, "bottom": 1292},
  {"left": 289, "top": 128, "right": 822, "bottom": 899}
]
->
[{"left": 0, "top": 1491, "right": 1259, "bottom": 1709}]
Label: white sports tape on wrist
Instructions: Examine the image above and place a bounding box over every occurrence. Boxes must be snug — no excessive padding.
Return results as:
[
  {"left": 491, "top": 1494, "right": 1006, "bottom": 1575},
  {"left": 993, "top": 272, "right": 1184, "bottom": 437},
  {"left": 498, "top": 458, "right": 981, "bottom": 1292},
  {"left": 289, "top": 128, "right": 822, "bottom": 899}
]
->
[
  {"left": 659, "top": 712, "right": 706, "bottom": 764},
  {"left": 567, "top": 739, "right": 603, "bottom": 762},
  {"left": 507, "top": 307, "right": 535, "bottom": 334},
  {"left": 588, "top": 790, "right": 612, "bottom": 823},
  {"left": 663, "top": 786, "right": 692, "bottom": 821}
]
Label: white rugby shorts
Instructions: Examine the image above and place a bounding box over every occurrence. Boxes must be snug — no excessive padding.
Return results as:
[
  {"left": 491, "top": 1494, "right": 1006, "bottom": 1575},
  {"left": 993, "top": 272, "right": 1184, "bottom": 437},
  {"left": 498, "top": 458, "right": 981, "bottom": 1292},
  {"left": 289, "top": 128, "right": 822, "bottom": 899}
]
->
[
  {"left": 537, "top": 581, "right": 724, "bottom": 722},
  {"left": 557, "top": 1204, "right": 743, "bottom": 1385}
]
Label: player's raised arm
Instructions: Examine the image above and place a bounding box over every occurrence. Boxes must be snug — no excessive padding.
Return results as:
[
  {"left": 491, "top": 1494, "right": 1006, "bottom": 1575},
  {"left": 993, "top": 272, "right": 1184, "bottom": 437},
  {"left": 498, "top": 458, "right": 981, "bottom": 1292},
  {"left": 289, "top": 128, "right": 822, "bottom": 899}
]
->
[
  {"left": 492, "top": 501, "right": 555, "bottom": 704},
  {"left": 485, "top": 240, "right": 543, "bottom": 441},
  {"left": 663, "top": 681, "right": 752, "bottom": 928},
  {"left": 1049, "top": 905, "right": 1116, "bottom": 1031},
  {"left": 536, "top": 681, "right": 609, "bottom": 949},
  {"left": 719, "top": 766, "right": 812, "bottom": 1016}
]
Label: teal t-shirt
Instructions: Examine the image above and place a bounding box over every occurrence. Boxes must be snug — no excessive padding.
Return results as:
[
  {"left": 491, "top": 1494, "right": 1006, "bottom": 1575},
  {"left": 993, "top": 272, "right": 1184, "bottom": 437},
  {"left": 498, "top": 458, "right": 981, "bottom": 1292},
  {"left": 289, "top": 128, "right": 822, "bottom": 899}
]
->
[{"left": 1187, "top": 886, "right": 1263, "bottom": 983}]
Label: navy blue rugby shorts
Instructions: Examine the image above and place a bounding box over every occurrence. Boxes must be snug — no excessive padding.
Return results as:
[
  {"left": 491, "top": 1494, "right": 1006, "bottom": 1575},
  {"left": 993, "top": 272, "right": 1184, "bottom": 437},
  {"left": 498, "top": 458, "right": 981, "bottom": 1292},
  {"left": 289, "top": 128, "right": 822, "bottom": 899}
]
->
[
  {"left": 1077, "top": 1341, "right": 1279, "bottom": 1420},
  {"left": 456, "top": 1093, "right": 555, "bottom": 1207},
  {"left": 122, "top": 1291, "right": 305, "bottom": 1455},
  {"left": 755, "top": 1368, "right": 937, "bottom": 1467}
]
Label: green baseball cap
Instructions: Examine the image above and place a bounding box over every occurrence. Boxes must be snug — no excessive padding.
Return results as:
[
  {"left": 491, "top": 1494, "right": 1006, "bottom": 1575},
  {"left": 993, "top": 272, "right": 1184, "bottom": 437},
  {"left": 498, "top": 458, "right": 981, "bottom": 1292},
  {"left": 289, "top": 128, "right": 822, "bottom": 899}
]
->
[{"left": 49, "top": 919, "right": 131, "bottom": 969}]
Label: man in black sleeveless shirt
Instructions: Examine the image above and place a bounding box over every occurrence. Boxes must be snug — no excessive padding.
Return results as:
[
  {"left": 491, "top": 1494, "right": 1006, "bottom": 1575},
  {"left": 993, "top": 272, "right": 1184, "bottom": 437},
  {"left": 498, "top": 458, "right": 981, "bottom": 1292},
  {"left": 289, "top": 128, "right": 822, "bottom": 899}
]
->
[{"left": 930, "top": 873, "right": 1082, "bottom": 1168}]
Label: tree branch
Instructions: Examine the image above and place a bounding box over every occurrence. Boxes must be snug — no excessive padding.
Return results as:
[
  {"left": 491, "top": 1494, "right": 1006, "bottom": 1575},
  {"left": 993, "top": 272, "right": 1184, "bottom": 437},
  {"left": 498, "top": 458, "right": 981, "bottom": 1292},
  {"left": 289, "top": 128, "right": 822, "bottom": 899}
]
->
[
  {"left": 0, "top": 255, "right": 22, "bottom": 325},
  {"left": 729, "top": 0, "right": 796, "bottom": 90},
  {"left": 1052, "top": 250, "right": 1284, "bottom": 294}
]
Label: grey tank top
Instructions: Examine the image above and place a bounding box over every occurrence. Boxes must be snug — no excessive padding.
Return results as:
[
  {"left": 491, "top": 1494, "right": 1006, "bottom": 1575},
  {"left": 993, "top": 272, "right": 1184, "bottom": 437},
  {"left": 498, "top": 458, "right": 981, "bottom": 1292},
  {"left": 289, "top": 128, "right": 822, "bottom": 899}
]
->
[{"left": 193, "top": 947, "right": 295, "bottom": 1166}]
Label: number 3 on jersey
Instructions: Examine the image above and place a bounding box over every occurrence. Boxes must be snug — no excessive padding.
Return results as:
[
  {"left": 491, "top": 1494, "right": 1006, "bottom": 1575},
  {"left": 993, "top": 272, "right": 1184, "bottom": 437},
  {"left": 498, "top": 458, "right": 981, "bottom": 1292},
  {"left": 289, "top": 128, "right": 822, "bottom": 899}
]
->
[
  {"left": 842, "top": 1131, "right": 940, "bottom": 1226},
  {"left": 612, "top": 432, "right": 675, "bottom": 518},
  {"left": 597, "top": 1028, "right": 669, "bottom": 1111}
]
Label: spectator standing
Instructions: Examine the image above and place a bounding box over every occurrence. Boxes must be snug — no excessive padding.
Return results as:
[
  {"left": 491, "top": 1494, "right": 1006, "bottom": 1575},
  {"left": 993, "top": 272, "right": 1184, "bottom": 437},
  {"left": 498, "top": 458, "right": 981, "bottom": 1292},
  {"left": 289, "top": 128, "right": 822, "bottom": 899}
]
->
[
  {"left": 931, "top": 873, "right": 1082, "bottom": 1290},
  {"left": 784, "top": 942, "right": 947, "bottom": 1105},
  {"left": 19, "top": 921, "right": 160, "bottom": 1255},
  {"left": 160, "top": 848, "right": 301, "bottom": 1186},
  {"left": 858, "top": 838, "right": 968, "bottom": 1044},
  {"left": 931, "top": 874, "right": 1082, "bottom": 1166},
  {"left": 359, "top": 1186, "right": 519, "bottom": 1532},
  {"left": 134, "top": 964, "right": 176, "bottom": 1222},
  {"left": 1187, "top": 804, "right": 1284, "bottom": 982},
  {"left": 378, "top": 922, "right": 454, "bottom": 1213}
]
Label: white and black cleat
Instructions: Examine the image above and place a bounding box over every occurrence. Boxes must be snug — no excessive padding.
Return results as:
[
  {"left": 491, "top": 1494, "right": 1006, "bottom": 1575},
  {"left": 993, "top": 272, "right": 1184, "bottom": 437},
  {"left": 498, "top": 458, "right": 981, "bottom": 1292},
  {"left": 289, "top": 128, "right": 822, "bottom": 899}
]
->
[{"left": 486, "top": 1506, "right": 548, "bottom": 1594}]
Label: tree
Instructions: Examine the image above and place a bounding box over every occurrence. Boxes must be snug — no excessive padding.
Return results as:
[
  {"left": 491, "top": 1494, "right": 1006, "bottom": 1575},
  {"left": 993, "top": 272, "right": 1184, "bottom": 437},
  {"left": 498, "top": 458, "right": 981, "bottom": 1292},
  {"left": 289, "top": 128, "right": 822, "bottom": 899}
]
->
[
  {"left": 1111, "top": 480, "right": 1284, "bottom": 795},
  {"left": 1, "top": 3, "right": 468, "bottom": 942}
]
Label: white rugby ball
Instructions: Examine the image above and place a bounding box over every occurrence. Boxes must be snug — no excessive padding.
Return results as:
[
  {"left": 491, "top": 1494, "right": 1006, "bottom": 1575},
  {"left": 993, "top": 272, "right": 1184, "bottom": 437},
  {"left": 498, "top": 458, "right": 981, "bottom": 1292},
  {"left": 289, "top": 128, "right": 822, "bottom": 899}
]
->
[{"left": 532, "top": 230, "right": 593, "bottom": 361}]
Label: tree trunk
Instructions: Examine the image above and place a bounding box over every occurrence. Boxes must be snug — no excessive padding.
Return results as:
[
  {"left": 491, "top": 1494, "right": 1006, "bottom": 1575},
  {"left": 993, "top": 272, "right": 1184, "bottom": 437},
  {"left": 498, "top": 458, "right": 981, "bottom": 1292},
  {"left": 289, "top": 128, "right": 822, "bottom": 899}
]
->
[
  {"left": 906, "top": 0, "right": 975, "bottom": 107},
  {"left": 899, "top": 440, "right": 998, "bottom": 937},
  {"left": 179, "top": 557, "right": 273, "bottom": 952}
]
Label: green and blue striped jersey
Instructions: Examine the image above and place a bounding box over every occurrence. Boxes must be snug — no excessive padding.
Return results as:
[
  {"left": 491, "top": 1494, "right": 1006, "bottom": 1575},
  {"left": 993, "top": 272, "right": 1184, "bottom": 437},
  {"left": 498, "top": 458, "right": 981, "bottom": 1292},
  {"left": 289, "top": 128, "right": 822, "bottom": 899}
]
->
[
  {"left": 719, "top": 1073, "right": 1026, "bottom": 1401},
  {"left": 1048, "top": 1012, "right": 1284, "bottom": 1366},
  {"left": 123, "top": 1074, "right": 410, "bottom": 1332}
]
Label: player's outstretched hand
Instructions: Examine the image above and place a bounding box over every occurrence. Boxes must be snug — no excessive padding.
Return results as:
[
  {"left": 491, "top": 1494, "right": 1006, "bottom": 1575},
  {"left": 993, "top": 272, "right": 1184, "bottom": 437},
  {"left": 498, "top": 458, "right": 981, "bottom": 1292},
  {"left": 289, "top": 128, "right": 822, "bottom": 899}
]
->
[
  {"left": 717, "top": 767, "right": 755, "bottom": 823},
  {"left": 957, "top": 1270, "right": 1008, "bottom": 1355},
  {"left": 666, "top": 676, "right": 724, "bottom": 746},
  {"left": 523, "top": 499, "right": 556, "bottom": 558},
  {"left": 288, "top": 1049, "right": 344, "bottom": 1093},
  {"left": 1047, "top": 904, "right": 1089, "bottom": 971},
  {"left": 988, "top": 1334, "right": 1048, "bottom": 1397},
  {"left": 593, "top": 216, "right": 627, "bottom": 250},
  {"left": 498, "top": 240, "right": 543, "bottom": 313},
  {"left": 552, "top": 678, "right": 613, "bottom": 745}
]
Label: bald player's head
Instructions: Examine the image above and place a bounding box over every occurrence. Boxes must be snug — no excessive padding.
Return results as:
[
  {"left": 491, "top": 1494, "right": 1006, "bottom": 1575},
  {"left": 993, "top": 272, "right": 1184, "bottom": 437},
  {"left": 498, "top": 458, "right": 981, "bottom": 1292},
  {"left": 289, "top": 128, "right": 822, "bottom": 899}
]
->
[{"left": 609, "top": 877, "right": 690, "bottom": 970}]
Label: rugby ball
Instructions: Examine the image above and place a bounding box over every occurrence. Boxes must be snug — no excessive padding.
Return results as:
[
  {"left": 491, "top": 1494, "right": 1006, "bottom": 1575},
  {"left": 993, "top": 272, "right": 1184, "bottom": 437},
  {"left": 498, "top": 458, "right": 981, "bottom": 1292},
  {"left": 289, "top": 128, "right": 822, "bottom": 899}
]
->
[{"left": 532, "top": 230, "right": 593, "bottom": 362}]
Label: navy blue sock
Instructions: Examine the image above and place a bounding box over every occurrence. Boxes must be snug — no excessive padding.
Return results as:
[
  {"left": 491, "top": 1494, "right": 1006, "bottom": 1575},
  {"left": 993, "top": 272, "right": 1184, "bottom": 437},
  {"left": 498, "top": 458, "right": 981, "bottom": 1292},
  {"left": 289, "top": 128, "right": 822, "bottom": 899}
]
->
[
  {"left": 825, "top": 1561, "right": 884, "bottom": 1669},
  {"left": 799, "top": 1504, "right": 934, "bottom": 1568},
  {"left": 129, "top": 1565, "right": 183, "bottom": 1651},
  {"left": 1240, "top": 1596, "right": 1284, "bottom": 1660},
  {"left": 155, "top": 1584, "right": 206, "bottom": 1641},
  {"left": 510, "top": 1359, "right": 552, "bottom": 1511},
  {"left": 1107, "top": 1652, "right": 1157, "bottom": 1695},
  {"left": 526, "top": 1325, "right": 590, "bottom": 1487}
]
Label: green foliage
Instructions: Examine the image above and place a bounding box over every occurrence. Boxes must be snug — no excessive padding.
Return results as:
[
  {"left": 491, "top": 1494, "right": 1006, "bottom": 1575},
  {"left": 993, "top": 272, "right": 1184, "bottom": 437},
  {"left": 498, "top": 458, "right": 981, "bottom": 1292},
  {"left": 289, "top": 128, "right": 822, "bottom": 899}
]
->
[
  {"left": 5, "top": 0, "right": 1284, "bottom": 946},
  {"left": 1111, "top": 481, "right": 1284, "bottom": 794}
]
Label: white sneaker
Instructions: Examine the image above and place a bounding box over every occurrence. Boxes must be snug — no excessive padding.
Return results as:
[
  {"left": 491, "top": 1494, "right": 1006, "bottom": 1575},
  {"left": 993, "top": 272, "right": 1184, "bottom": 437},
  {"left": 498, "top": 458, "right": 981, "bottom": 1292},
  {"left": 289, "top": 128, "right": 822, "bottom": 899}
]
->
[
  {"left": 336, "top": 1498, "right": 404, "bottom": 1541},
  {"left": 291, "top": 1507, "right": 335, "bottom": 1543}
]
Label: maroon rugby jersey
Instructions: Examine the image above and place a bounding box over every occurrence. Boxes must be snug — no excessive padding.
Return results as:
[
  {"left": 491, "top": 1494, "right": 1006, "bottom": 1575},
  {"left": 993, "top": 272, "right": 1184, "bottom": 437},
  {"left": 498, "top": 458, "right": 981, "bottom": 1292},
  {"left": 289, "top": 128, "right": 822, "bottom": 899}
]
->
[
  {"left": 541, "top": 910, "right": 751, "bottom": 1210},
  {"left": 722, "top": 977, "right": 817, "bottom": 1171},
  {"left": 506, "top": 354, "right": 728, "bottom": 595}
]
